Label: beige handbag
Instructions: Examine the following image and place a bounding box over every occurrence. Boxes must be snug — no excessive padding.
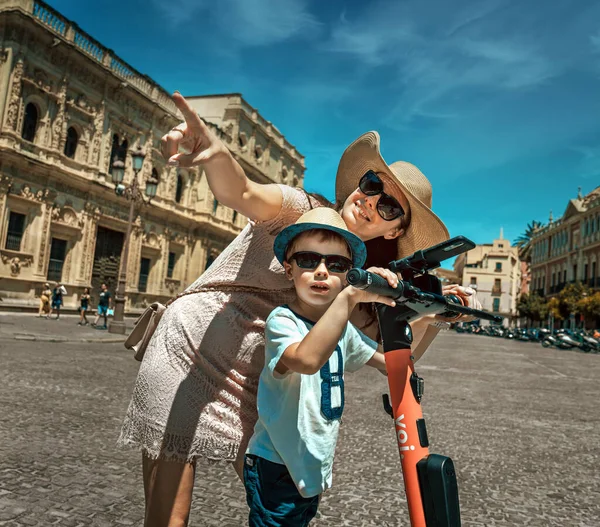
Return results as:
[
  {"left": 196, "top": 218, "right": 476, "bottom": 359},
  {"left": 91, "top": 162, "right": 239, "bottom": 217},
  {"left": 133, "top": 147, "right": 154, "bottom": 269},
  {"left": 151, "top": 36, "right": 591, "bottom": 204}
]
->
[
  {"left": 124, "top": 302, "right": 166, "bottom": 361},
  {"left": 124, "top": 287, "right": 207, "bottom": 361}
]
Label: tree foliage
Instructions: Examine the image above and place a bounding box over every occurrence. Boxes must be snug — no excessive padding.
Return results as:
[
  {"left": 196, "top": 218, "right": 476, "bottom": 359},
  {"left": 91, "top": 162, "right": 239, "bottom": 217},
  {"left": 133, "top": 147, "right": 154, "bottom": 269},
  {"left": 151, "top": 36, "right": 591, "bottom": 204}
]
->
[
  {"left": 517, "top": 293, "right": 548, "bottom": 323},
  {"left": 513, "top": 220, "right": 544, "bottom": 262}
]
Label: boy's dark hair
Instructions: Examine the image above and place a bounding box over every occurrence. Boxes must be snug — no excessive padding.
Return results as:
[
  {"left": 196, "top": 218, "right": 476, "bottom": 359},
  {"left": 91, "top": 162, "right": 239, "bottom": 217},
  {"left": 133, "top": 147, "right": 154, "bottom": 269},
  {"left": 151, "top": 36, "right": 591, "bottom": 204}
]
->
[{"left": 284, "top": 229, "right": 351, "bottom": 263}]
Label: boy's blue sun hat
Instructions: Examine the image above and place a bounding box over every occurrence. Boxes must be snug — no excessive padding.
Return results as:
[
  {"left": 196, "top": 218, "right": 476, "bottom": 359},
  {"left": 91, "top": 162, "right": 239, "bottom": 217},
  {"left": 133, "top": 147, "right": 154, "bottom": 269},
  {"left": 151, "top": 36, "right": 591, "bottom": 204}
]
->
[{"left": 274, "top": 207, "right": 367, "bottom": 268}]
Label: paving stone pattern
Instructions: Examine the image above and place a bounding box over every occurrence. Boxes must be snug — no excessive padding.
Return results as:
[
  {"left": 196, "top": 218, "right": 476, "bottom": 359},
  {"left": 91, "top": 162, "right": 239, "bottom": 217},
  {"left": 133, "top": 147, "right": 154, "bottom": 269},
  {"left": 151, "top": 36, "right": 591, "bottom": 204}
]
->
[{"left": 0, "top": 331, "right": 598, "bottom": 526}]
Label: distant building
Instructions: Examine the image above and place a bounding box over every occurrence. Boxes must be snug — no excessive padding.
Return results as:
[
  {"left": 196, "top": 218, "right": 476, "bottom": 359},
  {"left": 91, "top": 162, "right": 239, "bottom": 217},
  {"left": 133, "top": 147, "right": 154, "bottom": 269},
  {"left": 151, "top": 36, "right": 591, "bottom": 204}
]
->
[
  {"left": 0, "top": 0, "right": 305, "bottom": 311},
  {"left": 431, "top": 267, "right": 459, "bottom": 286},
  {"left": 529, "top": 186, "right": 600, "bottom": 298},
  {"left": 453, "top": 231, "right": 521, "bottom": 326}
]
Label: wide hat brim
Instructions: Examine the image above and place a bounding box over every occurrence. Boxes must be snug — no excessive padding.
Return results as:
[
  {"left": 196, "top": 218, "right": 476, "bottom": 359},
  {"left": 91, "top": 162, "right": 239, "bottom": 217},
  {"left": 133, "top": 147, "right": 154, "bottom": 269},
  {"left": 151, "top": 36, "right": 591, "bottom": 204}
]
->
[
  {"left": 335, "top": 132, "right": 449, "bottom": 260},
  {"left": 274, "top": 223, "right": 367, "bottom": 268}
]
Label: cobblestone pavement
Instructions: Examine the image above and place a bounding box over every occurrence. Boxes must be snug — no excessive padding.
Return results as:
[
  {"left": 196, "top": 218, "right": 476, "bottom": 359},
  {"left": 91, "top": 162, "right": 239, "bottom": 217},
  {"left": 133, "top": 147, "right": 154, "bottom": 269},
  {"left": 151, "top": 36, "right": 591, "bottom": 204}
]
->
[
  {"left": 0, "top": 331, "right": 599, "bottom": 526},
  {"left": 0, "top": 313, "right": 126, "bottom": 344}
]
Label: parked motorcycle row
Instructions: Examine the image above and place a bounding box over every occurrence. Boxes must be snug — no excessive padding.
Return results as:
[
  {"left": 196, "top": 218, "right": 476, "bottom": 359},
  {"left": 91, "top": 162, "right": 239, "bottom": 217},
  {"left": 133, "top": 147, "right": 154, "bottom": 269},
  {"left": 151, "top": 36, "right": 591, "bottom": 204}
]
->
[{"left": 454, "top": 324, "right": 600, "bottom": 354}]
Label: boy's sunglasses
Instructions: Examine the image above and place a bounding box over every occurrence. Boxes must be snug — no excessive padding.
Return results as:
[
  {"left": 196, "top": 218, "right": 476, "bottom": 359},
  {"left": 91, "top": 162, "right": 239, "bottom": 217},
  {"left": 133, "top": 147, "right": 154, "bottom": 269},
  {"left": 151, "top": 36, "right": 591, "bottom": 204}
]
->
[
  {"left": 289, "top": 251, "right": 353, "bottom": 274},
  {"left": 358, "top": 170, "right": 405, "bottom": 222}
]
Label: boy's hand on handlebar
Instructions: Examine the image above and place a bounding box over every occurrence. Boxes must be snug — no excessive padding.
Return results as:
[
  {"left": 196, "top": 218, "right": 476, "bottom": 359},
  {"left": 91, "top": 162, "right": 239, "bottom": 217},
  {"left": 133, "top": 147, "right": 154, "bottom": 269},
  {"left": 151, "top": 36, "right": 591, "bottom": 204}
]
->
[{"left": 345, "top": 267, "right": 398, "bottom": 307}]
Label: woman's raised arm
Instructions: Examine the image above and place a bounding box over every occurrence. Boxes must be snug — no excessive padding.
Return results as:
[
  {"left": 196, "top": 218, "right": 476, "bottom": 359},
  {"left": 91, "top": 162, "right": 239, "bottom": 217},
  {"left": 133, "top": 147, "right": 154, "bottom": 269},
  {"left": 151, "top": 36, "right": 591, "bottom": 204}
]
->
[{"left": 160, "top": 92, "right": 282, "bottom": 222}]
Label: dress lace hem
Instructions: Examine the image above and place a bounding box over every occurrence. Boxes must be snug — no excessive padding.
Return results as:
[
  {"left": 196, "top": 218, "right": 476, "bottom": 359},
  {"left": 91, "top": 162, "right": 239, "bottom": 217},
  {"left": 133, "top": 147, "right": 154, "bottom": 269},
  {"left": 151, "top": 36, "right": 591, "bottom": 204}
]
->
[{"left": 117, "top": 414, "right": 240, "bottom": 464}]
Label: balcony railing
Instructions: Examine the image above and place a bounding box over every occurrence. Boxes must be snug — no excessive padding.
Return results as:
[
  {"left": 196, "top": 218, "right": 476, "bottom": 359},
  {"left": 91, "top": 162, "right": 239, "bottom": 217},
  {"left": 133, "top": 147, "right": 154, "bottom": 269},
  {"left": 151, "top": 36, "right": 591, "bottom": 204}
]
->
[
  {"left": 30, "top": 0, "right": 177, "bottom": 115},
  {"left": 47, "top": 259, "right": 64, "bottom": 282},
  {"left": 491, "top": 287, "right": 502, "bottom": 295},
  {"left": 4, "top": 233, "right": 23, "bottom": 251}
]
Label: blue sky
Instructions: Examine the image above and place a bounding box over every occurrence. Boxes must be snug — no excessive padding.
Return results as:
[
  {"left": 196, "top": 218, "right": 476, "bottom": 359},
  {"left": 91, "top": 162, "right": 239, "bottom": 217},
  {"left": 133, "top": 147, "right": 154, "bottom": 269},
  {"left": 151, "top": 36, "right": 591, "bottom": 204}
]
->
[{"left": 49, "top": 0, "right": 600, "bottom": 251}]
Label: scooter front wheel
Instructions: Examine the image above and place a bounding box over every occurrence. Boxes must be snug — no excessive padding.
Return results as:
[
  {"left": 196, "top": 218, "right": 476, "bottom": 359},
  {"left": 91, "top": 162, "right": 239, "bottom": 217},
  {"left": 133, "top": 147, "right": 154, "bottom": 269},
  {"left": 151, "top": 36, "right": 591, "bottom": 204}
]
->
[{"left": 541, "top": 339, "right": 551, "bottom": 348}]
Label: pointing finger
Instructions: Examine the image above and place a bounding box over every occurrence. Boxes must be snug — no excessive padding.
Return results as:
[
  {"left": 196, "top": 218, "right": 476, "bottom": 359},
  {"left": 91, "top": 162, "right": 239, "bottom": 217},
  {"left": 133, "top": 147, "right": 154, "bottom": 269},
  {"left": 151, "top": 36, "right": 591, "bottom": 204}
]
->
[{"left": 172, "top": 92, "right": 206, "bottom": 131}]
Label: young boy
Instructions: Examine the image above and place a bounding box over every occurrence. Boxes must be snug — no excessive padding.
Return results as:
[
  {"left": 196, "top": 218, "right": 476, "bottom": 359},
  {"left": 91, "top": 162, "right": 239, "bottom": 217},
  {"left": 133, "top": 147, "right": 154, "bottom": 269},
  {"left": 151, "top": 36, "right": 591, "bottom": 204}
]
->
[{"left": 244, "top": 207, "right": 396, "bottom": 526}]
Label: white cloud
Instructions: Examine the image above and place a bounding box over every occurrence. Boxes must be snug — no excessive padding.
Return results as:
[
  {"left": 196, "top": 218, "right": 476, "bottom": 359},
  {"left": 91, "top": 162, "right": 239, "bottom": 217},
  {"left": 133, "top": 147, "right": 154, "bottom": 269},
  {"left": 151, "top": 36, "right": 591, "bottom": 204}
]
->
[
  {"left": 323, "top": 0, "right": 567, "bottom": 125},
  {"left": 152, "top": 0, "right": 320, "bottom": 46}
]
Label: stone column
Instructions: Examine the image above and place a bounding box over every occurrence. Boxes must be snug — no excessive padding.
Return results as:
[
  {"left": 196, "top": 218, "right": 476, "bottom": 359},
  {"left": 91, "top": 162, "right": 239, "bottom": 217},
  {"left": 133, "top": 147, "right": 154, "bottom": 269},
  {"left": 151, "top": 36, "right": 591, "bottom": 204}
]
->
[
  {"left": 0, "top": 48, "right": 12, "bottom": 129},
  {"left": 35, "top": 198, "right": 55, "bottom": 279},
  {"left": 0, "top": 175, "right": 12, "bottom": 230},
  {"left": 4, "top": 57, "right": 23, "bottom": 132}
]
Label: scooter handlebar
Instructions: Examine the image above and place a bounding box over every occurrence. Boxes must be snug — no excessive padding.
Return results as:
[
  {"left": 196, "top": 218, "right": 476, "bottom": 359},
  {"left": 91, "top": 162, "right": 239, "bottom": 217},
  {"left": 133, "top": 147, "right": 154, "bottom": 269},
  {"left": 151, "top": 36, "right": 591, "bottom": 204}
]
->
[
  {"left": 346, "top": 268, "right": 406, "bottom": 299},
  {"left": 347, "top": 268, "right": 502, "bottom": 323}
]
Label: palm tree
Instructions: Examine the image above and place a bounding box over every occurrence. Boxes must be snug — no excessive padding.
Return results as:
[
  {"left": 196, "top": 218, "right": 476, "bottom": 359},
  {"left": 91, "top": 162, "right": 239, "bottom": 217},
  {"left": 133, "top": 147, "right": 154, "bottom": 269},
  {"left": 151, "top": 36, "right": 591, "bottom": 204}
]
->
[{"left": 513, "top": 220, "right": 543, "bottom": 262}]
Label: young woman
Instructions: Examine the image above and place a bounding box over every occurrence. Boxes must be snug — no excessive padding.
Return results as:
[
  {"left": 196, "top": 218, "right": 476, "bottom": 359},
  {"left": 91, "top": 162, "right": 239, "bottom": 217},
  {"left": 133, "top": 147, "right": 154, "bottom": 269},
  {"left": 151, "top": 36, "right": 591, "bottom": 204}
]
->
[
  {"left": 39, "top": 283, "right": 51, "bottom": 318},
  {"left": 78, "top": 287, "right": 91, "bottom": 326},
  {"left": 119, "top": 93, "right": 480, "bottom": 526}
]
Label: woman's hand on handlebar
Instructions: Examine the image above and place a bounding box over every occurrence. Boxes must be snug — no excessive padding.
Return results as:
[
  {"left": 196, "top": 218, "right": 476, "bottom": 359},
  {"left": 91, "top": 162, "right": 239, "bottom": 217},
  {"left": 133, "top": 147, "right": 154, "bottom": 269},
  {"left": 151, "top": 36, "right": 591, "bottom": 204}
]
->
[
  {"left": 440, "top": 284, "right": 482, "bottom": 322},
  {"left": 345, "top": 267, "right": 399, "bottom": 307}
]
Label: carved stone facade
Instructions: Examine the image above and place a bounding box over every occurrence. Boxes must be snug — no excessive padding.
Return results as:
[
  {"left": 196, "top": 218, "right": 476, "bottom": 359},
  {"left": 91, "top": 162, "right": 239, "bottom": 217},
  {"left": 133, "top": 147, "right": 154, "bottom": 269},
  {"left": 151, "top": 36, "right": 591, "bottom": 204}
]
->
[
  {"left": 529, "top": 186, "right": 600, "bottom": 298},
  {"left": 0, "top": 0, "right": 305, "bottom": 311}
]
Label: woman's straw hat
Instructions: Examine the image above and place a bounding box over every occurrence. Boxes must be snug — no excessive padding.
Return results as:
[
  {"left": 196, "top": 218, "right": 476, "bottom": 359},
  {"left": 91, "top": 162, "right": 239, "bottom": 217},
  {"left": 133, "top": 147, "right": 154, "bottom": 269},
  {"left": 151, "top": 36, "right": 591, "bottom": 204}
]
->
[
  {"left": 335, "top": 131, "right": 449, "bottom": 260},
  {"left": 274, "top": 208, "right": 367, "bottom": 268}
]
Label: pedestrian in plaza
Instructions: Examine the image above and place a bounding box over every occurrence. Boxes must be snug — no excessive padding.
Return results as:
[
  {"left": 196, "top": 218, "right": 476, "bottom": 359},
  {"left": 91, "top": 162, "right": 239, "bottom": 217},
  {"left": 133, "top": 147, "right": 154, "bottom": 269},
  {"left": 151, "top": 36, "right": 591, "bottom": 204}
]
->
[
  {"left": 39, "top": 282, "right": 52, "bottom": 318},
  {"left": 92, "top": 283, "right": 111, "bottom": 330},
  {"left": 244, "top": 208, "right": 393, "bottom": 525},
  {"left": 50, "top": 282, "right": 67, "bottom": 320},
  {"left": 78, "top": 287, "right": 91, "bottom": 326},
  {"left": 118, "top": 92, "right": 480, "bottom": 527}
]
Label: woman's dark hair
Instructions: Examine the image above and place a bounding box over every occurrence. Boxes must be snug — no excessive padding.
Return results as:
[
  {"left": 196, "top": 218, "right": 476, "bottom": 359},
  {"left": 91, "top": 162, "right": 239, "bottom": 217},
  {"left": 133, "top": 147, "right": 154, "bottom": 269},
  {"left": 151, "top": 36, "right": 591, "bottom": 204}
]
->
[
  {"left": 300, "top": 189, "right": 335, "bottom": 210},
  {"left": 299, "top": 188, "right": 412, "bottom": 340}
]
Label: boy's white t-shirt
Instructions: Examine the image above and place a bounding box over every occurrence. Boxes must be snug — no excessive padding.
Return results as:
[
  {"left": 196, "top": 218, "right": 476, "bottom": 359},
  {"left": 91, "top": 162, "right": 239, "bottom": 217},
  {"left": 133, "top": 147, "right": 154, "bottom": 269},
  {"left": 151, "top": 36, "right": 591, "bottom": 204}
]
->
[{"left": 247, "top": 305, "right": 377, "bottom": 498}]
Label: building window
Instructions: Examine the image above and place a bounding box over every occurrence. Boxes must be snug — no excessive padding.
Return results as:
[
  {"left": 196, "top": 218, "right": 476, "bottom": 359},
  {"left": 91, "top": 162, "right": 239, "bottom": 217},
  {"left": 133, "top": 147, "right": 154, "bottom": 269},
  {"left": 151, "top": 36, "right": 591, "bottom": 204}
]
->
[
  {"left": 47, "top": 238, "right": 67, "bottom": 282},
  {"left": 470, "top": 276, "right": 477, "bottom": 286},
  {"left": 493, "top": 278, "right": 501, "bottom": 294},
  {"left": 109, "top": 135, "right": 128, "bottom": 173},
  {"left": 495, "top": 262, "right": 502, "bottom": 272},
  {"left": 573, "top": 265, "right": 577, "bottom": 282},
  {"left": 64, "top": 127, "right": 79, "bottom": 158},
  {"left": 212, "top": 198, "right": 219, "bottom": 215},
  {"left": 232, "top": 210, "right": 238, "bottom": 224},
  {"left": 492, "top": 298, "right": 500, "bottom": 312},
  {"left": 175, "top": 175, "right": 184, "bottom": 203},
  {"left": 139, "top": 257, "right": 151, "bottom": 292},
  {"left": 498, "top": 243, "right": 504, "bottom": 248},
  {"left": 21, "top": 103, "right": 38, "bottom": 142},
  {"left": 5, "top": 211, "right": 26, "bottom": 251},
  {"left": 167, "top": 251, "right": 176, "bottom": 278},
  {"left": 563, "top": 270, "right": 567, "bottom": 283}
]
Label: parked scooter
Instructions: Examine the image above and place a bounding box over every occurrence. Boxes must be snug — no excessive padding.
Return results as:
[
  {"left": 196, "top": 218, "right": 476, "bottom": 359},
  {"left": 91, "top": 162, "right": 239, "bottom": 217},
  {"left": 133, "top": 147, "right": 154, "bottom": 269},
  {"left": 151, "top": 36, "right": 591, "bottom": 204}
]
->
[
  {"left": 541, "top": 332, "right": 574, "bottom": 350},
  {"left": 559, "top": 332, "right": 589, "bottom": 351},
  {"left": 580, "top": 332, "right": 600, "bottom": 352}
]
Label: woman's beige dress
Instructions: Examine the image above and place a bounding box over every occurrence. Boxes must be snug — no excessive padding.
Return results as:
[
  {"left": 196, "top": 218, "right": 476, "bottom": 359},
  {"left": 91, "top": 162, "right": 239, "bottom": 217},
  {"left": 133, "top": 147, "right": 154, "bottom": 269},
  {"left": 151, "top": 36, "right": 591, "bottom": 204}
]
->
[{"left": 118, "top": 185, "right": 318, "bottom": 463}]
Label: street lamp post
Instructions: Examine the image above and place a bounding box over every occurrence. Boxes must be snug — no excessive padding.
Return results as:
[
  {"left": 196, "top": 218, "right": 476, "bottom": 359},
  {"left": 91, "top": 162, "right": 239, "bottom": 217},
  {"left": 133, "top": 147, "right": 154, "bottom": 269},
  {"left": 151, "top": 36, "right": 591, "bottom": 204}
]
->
[{"left": 108, "top": 145, "right": 158, "bottom": 334}]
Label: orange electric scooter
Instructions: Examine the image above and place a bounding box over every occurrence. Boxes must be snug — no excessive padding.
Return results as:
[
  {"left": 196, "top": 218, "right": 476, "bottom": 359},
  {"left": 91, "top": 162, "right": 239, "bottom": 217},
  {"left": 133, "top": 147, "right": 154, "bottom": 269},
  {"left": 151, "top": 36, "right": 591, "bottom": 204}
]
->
[{"left": 347, "top": 236, "right": 502, "bottom": 527}]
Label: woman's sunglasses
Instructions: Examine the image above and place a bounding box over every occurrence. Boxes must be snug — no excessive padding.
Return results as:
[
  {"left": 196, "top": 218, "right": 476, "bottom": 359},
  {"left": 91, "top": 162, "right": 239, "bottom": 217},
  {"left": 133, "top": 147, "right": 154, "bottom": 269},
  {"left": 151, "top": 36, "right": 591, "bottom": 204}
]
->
[
  {"left": 358, "top": 170, "right": 405, "bottom": 222},
  {"left": 289, "top": 251, "right": 353, "bottom": 274}
]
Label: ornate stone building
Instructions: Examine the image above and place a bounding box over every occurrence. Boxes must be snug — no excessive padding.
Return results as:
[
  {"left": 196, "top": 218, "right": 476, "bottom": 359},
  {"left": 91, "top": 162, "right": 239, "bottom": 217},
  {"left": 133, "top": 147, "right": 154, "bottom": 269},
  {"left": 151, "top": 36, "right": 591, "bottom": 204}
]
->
[
  {"left": 529, "top": 186, "right": 600, "bottom": 298},
  {"left": 453, "top": 231, "right": 521, "bottom": 326},
  {"left": 0, "top": 0, "right": 305, "bottom": 311}
]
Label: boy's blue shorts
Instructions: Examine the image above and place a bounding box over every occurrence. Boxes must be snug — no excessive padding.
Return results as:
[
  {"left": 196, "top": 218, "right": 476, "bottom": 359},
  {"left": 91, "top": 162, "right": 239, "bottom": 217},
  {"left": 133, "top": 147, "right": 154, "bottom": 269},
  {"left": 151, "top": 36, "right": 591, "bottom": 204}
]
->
[
  {"left": 243, "top": 454, "right": 319, "bottom": 527},
  {"left": 97, "top": 305, "right": 108, "bottom": 315}
]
